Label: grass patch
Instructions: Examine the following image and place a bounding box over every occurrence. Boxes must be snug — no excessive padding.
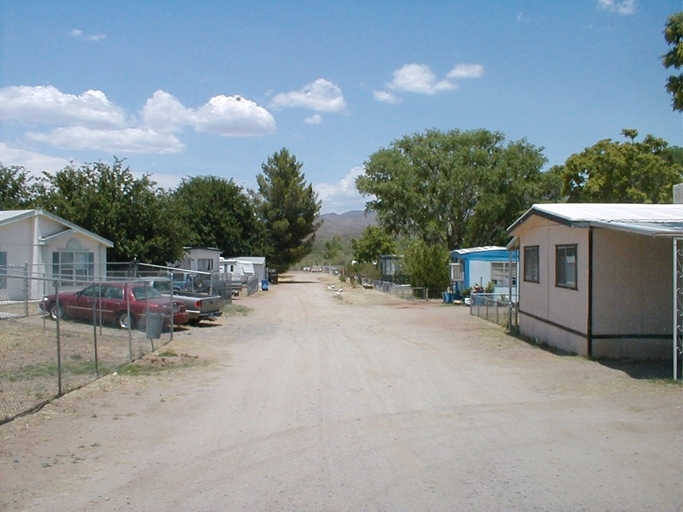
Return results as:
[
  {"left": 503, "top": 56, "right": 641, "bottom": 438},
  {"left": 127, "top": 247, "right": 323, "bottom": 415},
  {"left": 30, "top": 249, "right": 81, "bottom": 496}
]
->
[
  {"left": 0, "top": 360, "right": 117, "bottom": 381},
  {"left": 115, "top": 363, "right": 169, "bottom": 376},
  {"left": 222, "top": 303, "right": 251, "bottom": 316}
]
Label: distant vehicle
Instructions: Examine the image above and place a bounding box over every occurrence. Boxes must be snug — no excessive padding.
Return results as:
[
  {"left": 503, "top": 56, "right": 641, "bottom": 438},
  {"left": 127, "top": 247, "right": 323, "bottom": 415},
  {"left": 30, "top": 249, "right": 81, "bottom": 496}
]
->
[
  {"left": 40, "top": 282, "right": 190, "bottom": 330},
  {"left": 311, "top": 265, "right": 322, "bottom": 272},
  {"left": 218, "top": 259, "right": 256, "bottom": 296},
  {"left": 302, "top": 266, "right": 311, "bottom": 272}
]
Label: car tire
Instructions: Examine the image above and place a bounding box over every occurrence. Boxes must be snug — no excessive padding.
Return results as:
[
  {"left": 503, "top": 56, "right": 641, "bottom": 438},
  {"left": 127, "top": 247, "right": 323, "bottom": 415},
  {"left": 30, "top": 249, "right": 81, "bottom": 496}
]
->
[
  {"left": 50, "top": 303, "right": 66, "bottom": 321},
  {"left": 117, "top": 312, "right": 134, "bottom": 330}
]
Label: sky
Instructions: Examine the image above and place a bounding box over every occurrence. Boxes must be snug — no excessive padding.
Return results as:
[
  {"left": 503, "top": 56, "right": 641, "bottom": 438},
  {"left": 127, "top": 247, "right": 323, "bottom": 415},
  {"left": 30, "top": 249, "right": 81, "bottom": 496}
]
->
[{"left": 0, "top": 1, "right": 681, "bottom": 214}]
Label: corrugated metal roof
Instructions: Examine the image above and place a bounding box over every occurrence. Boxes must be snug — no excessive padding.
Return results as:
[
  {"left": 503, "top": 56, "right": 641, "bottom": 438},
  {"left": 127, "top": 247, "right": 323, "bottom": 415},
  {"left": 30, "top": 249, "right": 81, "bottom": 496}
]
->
[
  {"left": 508, "top": 203, "right": 683, "bottom": 237},
  {"left": 451, "top": 246, "right": 507, "bottom": 255}
]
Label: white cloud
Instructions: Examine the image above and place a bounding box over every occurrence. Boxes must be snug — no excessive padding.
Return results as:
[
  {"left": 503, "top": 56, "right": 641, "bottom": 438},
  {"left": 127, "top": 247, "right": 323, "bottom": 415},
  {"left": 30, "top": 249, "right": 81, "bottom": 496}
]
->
[
  {"left": 194, "top": 95, "right": 276, "bottom": 136},
  {"left": 0, "top": 141, "right": 185, "bottom": 191},
  {"left": 69, "top": 28, "right": 106, "bottom": 41},
  {"left": 0, "top": 85, "right": 127, "bottom": 128},
  {"left": 26, "top": 127, "right": 184, "bottom": 154},
  {"left": 597, "top": 0, "right": 636, "bottom": 15},
  {"left": 270, "top": 78, "right": 346, "bottom": 112},
  {"left": 315, "top": 166, "right": 373, "bottom": 214},
  {"left": 0, "top": 142, "right": 70, "bottom": 175},
  {"left": 141, "top": 90, "right": 192, "bottom": 132},
  {"left": 0, "top": 85, "right": 276, "bottom": 155},
  {"left": 386, "top": 64, "right": 456, "bottom": 95},
  {"left": 447, "top": 64, "right": 485, "bottom": 79},
  {"left": 142, "top": 171, "right": 184, "bottom": 191},
  {"left": 375, "top": 62, "right": 484, "bottom": 103},
  {"left": 373, "top": 90, "right": 401, "bottom": 104},
  {"left": 141, "top": 90, "right": 275, "bottom": 136},
  {"left": 304, "top": 114, "right": 322, "bottom": 124}
]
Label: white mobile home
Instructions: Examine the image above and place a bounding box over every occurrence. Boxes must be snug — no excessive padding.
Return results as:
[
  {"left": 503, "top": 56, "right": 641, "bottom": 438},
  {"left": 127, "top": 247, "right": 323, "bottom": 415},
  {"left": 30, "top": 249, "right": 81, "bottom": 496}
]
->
[
  {"left": 0, "top": 209, "right": 113, "bottom": 300},
  {"left": 233, "top": 256, "right": 267, "bottom": 283},
  {"left": 177, "top": 247, "right": 222, "bottom": 272},
  {"left": 507, "top": 204, "right": 683, "bottom": 361}
]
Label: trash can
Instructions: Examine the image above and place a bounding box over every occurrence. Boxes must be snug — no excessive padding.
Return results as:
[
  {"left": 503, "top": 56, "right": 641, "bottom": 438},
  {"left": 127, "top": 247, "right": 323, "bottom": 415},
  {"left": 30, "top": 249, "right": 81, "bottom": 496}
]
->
[
  {"left": 146, "top": 313, "right": 163, "bottom": 340},
  {"left": 261, "top": 279, "right": 269, "bottom": 291}
]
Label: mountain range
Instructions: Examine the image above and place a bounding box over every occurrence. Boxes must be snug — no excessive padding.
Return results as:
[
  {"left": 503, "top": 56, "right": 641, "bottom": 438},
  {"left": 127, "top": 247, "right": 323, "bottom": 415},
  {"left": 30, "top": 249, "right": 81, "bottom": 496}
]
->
[{"left": 315, "top": 210, "right": 377, "bottom": 240}]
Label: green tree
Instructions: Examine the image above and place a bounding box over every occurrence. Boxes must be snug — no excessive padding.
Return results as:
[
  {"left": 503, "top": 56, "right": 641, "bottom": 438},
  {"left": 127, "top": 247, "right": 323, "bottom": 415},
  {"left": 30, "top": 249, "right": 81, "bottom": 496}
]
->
[
  {"left": 555, "top": 129, "right": 683, "bottom": 203},
  {"left": 255, "top": 148, "right": 322, "bottom": 272},
  {"left": 351, "top": 226, "right": 396, "bottom": 264},
  {"left": 37, "top": 158, "right": 187, "bottom": 263},
  {"left": 173, "top": 176, "right": 266, "bottom": 257},
  {"left": 0, "top": 164, "right": 42, "bottom": 209},
  {"left": 356, "top": 128, "right": 555, "bottom": 249},
  {"left": 663, "top": 12, "right": 683, "bottom": 112},
  {"left": 323, "top": 235, "right": 343, "bottom": 263},
  {"left": 403, "top": 239, "right": 450, "bottom": 298}
]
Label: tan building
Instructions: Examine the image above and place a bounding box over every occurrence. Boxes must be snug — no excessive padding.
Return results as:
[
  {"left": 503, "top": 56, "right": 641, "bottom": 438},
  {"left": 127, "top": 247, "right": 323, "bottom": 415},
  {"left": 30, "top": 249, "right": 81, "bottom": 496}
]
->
[{"left": 507, "top": 204, "right": 683, "bottom": 362}]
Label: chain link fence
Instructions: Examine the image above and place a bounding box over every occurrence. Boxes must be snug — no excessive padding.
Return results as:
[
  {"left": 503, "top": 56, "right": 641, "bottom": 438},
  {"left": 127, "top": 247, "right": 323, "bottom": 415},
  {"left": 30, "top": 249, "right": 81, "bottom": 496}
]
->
[
  {"left": 368, "top": 279, "right": 428, "bottom": 301},
  {"left": 469, "top": 293, "right": 519, "bottom": 331},
  {"left": 0, "top": 271, "right": 177, "bottom": 424}
]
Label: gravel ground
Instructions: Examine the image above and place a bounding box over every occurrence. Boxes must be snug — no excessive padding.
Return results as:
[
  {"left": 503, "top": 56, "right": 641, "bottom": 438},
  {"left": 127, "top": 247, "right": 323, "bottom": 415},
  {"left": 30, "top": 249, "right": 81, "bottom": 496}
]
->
[{"left": 0, "top": 272, "right": 681, "bottom": 512}]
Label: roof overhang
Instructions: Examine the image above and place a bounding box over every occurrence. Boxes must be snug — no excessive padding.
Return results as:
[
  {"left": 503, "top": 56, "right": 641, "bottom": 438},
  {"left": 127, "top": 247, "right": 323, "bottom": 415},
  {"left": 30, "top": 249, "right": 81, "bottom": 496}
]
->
[{"left": 508, "top": 204, "right": 683, "bottom": 239}]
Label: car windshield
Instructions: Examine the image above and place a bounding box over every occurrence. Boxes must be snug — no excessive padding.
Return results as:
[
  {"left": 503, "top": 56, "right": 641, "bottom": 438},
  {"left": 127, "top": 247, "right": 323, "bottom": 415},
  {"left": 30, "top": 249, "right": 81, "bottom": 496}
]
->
[
  {"left": 152, "top": 281, "right": 172, "bottom": 293},
  {"left": 132, "top": 286, "right": 163, "bottom": 300}
]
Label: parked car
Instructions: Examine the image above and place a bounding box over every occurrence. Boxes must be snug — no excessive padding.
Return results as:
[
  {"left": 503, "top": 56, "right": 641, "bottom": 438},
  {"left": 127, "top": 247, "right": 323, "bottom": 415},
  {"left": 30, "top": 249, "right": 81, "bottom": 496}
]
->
[{"left": 40, "top": 282, "right": 190, "bottom": 330}]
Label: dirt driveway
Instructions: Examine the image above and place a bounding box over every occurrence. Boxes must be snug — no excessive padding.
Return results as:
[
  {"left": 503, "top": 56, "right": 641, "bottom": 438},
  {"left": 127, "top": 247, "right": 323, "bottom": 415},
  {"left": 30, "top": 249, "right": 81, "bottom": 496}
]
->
[{"left": 1, "top": 272, "right": 681, "bottom": 511}]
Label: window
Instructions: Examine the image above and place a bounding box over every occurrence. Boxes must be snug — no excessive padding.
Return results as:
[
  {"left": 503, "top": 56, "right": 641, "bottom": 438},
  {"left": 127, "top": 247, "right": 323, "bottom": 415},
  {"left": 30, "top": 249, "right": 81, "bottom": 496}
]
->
[
  {"left": 197, "top": 258, "right": 214, "bottom": 271},
  {"left": 104, "top": 286, "right": 123, "bottom": 300},
  {"left": 52, "top": 239, "right": 94, "bottom": 285},
  {"left": 449, "top": 262, "right": 463, "bottom": 281},
  {"left": 556, "top": 245, "right": 577, "bottom": 289},
  {"left": 523, "top": 246, "right": 539, "bottom": 283},
  {"left": 491, "top": 261, "right": 517, "bottom": 287},
  {"left": 0, "top": 251, "right": 6, "bottom": 289}
]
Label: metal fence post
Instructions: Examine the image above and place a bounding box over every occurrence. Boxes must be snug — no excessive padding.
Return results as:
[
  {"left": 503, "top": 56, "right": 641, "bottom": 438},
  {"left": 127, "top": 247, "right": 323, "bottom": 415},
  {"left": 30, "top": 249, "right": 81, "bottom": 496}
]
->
[
  {"left": 93, "top": 284, "right": 99, "bottom": 377},
  {"left": 55, "top": 280, "right": 63, "bottom": 396},
  {"left": 126, "top": 281, "right": 133, "bottom": 362},
  {"left": 23, "top": 262, "right": 29, "bottom": 317}
]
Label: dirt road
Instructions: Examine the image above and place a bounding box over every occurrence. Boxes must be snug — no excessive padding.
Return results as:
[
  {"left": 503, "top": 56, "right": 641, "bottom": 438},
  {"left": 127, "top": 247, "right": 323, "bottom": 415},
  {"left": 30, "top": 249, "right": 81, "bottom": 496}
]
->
[{"left": 1, "top": 272, "right": 681, "bottom": 511}]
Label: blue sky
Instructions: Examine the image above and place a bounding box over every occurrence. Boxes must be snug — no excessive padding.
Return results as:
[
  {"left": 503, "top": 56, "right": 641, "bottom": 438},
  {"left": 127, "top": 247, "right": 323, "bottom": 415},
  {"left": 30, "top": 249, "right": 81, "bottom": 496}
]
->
[{"left": 0, "top": 0, "right": 681, "bottom": 214}]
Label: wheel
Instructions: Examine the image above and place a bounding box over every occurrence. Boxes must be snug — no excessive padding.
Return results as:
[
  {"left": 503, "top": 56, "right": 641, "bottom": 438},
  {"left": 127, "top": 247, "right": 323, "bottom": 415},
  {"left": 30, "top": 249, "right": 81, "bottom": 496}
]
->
[
  {"left": 117, "top": 312, "right": 134, "bottom": 330},
  {"left": 50, "top": 303, "right": 66, "bottom": 321},
  {"left": 188, "top": 319, "right": 200, "bottom": 326}
]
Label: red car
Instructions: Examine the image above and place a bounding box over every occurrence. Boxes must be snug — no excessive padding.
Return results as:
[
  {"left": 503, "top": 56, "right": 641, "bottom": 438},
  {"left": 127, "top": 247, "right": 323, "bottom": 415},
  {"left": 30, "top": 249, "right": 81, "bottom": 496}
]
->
[{"left": 41, "top": 282, "right": 190, "bottom": 330}]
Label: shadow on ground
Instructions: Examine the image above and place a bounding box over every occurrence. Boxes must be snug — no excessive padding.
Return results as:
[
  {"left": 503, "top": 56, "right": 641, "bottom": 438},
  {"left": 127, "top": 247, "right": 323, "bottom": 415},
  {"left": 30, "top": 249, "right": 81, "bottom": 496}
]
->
[
  {"left": 510, "top": 332, "right": 679, "bottom": 381},
  {"left": 596, "top": 359, "right": 678, "bottom": 380}
]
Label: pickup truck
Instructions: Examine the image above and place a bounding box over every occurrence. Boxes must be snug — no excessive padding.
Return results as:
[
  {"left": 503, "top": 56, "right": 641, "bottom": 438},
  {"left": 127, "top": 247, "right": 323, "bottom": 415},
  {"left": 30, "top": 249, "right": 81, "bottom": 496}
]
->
[
  {"left": 142, "top": 278, "right": 223, "bottom": 325},
  {"left": 174, "top": 272, "right": 240, "bottom": 298}
]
